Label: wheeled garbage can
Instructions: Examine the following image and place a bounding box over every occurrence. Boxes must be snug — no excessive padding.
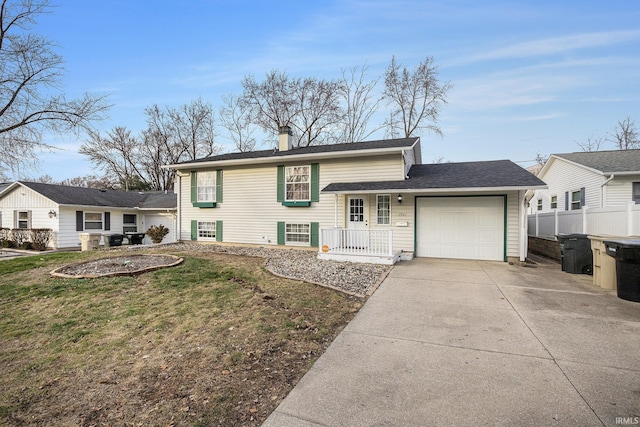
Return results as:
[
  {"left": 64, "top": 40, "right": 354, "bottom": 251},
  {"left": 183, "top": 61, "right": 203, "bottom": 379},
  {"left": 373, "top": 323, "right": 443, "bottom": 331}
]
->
[
  {"left": 557, "top": 234, "right": 593, "bottom": 275},
  {"left": 604, "top": 239, "right": 640, "bottom": 303}
]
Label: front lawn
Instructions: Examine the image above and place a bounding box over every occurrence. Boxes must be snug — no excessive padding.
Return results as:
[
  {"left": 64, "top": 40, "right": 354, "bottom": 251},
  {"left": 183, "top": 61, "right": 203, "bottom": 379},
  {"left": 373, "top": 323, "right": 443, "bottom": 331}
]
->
[{"left": 0, "top": 249, "right": 362, "bottom": 426}]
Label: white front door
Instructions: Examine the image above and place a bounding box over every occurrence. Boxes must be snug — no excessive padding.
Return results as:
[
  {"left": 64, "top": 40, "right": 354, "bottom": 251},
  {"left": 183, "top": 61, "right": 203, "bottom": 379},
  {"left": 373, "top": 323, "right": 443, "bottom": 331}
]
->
[
  {"left": 347, "top": 196, "right": 368, "bottom": 230},
  {"left": 346, "top": 196, "right": 368, "bottom": 249}
]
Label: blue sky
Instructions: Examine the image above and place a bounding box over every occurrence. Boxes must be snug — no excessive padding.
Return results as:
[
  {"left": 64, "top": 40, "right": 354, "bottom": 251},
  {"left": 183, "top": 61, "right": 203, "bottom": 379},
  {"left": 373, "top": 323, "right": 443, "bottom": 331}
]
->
[{"left": 27, "top": 0, "right": 640, "bottom": 181}]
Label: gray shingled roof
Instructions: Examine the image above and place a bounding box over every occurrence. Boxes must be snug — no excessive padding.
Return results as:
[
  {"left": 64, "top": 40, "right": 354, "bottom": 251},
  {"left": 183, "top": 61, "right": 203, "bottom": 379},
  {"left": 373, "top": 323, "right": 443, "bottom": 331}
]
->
[
  {"left": 17, "top": 182, "right": 176, "bottom": 209},
  {"left": 179, "top": 137, "right": 419, "bottom": 165},
  {"left": 322, "top": 160, "right": 545, "bottom": 192},
  {"left": 554, "top": 149, "right": 640, "bottom": 173}
]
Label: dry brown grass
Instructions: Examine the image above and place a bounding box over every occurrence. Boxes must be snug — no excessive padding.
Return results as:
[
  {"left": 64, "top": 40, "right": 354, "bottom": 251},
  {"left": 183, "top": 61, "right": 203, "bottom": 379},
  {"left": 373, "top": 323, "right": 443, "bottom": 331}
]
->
[{"left": 0, "top": 249, "right": 362, "bottom": 426}]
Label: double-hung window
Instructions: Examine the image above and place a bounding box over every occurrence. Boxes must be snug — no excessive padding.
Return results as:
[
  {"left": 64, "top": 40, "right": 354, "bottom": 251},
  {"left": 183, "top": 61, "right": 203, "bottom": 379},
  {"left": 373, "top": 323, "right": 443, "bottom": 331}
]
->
[
  {"left": 285, "top": 166, "right": 310, "bottom": 201},
  {"left": 550, "top": 195, "right": 558, "bottom": 209},
  {"left": 377, "top": 195, "right": 391, "bottom": 225},
  {"left": 285, "top": 223, "right": 310, "bottom": 244},
  {"left": 633, "top": 182, "right": 640, "bottom": 204},
  {"left": 537, "top": 199, "right": 543, "bottom": 211},
  {"left": 197, "top": 171, "right": 216, "bottom": 203},
  {"left": 17, "top": 211, "right": 30, "bottom": 229},
  {"left": 197, "top": 221, "right": 216, "bottom": 240},
  {"left": 571, "top": 190, "right": 581, "bottom": 210},
  {"left": 85, "top": 212, "right": 103, "bottom": 230},
  {"left": 123, "top": 214, "right": 137, "bottom": 233}
]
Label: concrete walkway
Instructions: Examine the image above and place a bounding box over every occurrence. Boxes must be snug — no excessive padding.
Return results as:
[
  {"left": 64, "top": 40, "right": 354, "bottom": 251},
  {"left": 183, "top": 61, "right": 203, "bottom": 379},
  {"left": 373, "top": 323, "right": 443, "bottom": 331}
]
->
[{"left": 263, "top": 256, "right": 640, "bottom": 427}]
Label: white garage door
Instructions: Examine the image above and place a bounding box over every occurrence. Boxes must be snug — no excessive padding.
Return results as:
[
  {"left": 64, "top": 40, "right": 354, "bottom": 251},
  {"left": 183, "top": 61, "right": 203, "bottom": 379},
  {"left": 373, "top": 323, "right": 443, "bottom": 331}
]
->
[
  {"left": 142, "top": 214, "right": 176, "bottom": 245},
  {"left": 416, "top": 196, "right": 504, "bottom": 261}
]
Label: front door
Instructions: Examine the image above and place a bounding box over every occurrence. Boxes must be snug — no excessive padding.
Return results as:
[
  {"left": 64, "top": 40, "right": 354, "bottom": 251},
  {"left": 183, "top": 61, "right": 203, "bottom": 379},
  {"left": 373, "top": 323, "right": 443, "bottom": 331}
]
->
[
  {"left": 346, "top": 196, "right": 368, "bottom": 249},
  {"left": 347, "top": 196, "right": 368, "bottom": 230}
]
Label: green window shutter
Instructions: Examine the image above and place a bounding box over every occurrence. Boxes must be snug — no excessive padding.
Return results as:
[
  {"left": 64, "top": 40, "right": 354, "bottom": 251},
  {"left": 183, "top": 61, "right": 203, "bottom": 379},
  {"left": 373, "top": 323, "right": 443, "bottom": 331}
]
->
[
  {"left": 216, "top": 220, "right": 223, "bottom": 242},
  {"left": 190, "top": 172, "right": 197, "bottom": 204},
  {"left": 190, "top": 220, "right": 197, "bottom": 240},
  {"left": 310, "top": 222, "right": 319, "bottom": 247},
  {"left": 277, "top": 165, "right": 284, "bottom": 202},
  {"left": 216, "top": 169, "right": 223, "bottom": 204},
  {"left": 311, "top": 163, "right": 319, "bottom": 202},
  {"left": 277, "top": 221, "right": 285, "bottom": 245}
]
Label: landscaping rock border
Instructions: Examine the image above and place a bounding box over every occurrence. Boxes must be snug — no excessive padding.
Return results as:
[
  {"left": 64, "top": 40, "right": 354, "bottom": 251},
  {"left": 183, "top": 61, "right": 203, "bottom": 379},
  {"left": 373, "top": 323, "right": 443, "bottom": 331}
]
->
[{"left": 50, "top": 254, "right": 184, "bottom": 279}]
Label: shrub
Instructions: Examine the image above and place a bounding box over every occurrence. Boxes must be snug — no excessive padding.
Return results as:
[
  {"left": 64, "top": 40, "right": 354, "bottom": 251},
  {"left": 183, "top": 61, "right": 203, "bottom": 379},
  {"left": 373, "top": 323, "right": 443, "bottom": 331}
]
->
[
  {"left": 0, "top": 228, "right": 14, "bottom": 248},
  {"left": 30, "top": 228, "right": 53, "bottom": 251},
  {"left": 146, "top": 224, "right": 170, "bottom": 244},
  {"left": 11, "top": 229, "right": 30, "bottom": 249}
]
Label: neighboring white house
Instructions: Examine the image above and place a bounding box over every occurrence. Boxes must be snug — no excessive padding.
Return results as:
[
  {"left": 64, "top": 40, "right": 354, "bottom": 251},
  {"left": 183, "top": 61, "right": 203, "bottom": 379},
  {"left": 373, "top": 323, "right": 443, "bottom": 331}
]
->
[
  {"left": 165, "top": 127, "right": 545, "bottom": 264},
  {"left": 0, "top": 182, "right": 177, "bottom": 248},
  {"left": 528, "top": 149, "right": 640, "bottom": 237}
]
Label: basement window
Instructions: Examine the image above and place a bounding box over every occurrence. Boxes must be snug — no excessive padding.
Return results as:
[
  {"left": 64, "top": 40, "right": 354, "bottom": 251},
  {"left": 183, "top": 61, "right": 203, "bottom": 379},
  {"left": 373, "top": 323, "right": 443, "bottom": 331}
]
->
[{"left": 285, "top": 223, "right": 310, "bottom": 244}]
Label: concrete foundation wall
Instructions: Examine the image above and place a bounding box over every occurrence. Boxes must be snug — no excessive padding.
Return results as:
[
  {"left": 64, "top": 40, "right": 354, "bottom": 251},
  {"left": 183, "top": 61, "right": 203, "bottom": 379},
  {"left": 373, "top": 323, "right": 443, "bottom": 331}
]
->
[{"left": 528, "top": 236, "right": 561, "bottom": 261}]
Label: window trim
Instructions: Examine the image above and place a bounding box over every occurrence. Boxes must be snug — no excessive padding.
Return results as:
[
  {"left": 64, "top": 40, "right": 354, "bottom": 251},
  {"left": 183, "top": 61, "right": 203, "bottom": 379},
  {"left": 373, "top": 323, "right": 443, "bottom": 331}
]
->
[
  {"left": 84, "top": 212, "right": 103, "bottom": 230},
  {"left": 196, "top": 221, "right": 217, "bottom": 241},
  {"left": 285, "top": 165, "right": 311, "bottom": 202},
  {"left": 123, "top": 214, "right": 137, "bottom": 233},
  {"left": 284, "top": 222, "right": 311, "bottom": 245},
  {"left": 550, "top": 195, "right": 558, "bottom": 209},
  {"left": 376, "top": 194, "right": 391, "bottom": 225},
  {"left": 570, "top": 190, "right": 581, "bottom": 210},
  {"left": 633, "top": 182, "right": 640, "bottom": 204},
  {"left": 196, "top": 171, "right": 217, "bottom": 204},
  {"left": 16, "top": 210, "right": 30, "bottom": 229},
  {"left": 537, "top": 198, "right": 543, "bottom": 211}
]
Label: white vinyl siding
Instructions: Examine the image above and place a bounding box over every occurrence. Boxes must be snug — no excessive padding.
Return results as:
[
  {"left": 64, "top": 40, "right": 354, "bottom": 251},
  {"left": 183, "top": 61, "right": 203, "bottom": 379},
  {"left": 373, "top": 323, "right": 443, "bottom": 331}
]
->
[
  {"left": 178, "top": 154, "right": 405, "bottom": 245},
  {"left": 531, "top": 157, "right": 603, "bottom": 213},
  {"left": 605, "top": 176, "right": 640, "bottom": 207}
]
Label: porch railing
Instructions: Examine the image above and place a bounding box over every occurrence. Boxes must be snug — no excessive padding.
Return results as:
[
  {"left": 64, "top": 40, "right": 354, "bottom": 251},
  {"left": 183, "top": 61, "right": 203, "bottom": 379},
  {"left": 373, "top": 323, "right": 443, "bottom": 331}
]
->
[{"left": 319, "top": 228, "right": 393, "bottom": 257}]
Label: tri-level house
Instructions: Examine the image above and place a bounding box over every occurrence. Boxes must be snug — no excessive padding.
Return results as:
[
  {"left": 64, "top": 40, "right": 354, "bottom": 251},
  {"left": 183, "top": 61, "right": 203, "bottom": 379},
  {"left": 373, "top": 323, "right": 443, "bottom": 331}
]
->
[{"left": 166, "top": 127, "right": 545, "bottom": 264}]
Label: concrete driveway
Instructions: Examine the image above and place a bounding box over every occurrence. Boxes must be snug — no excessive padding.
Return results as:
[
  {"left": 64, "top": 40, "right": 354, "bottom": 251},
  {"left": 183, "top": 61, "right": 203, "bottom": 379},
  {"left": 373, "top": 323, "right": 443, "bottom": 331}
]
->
[{"left": 263, "top": 256, "right": 640, "bottom": 427}]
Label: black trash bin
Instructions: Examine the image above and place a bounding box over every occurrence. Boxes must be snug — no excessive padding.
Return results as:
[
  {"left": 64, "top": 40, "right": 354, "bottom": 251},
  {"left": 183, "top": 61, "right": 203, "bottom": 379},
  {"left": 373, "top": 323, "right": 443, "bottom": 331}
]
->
[
  {"left": 604, "top": 239, "right": 640, "bottom": 303},
  {"left": 126, "top": 233, "right": 145, "bottom": 245},
  {"left": 108, "top": 234, "right": 124, "bottom": 247},
  {"left": 556, "top": 234, "right": 593, "bottom": 275}
]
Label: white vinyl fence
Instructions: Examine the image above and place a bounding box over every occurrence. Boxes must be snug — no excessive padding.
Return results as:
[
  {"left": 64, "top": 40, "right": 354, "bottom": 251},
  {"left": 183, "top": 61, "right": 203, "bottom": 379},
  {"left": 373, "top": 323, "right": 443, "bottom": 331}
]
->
[{"left": 528, "top": 203, "right": 640, "bottom": 237}]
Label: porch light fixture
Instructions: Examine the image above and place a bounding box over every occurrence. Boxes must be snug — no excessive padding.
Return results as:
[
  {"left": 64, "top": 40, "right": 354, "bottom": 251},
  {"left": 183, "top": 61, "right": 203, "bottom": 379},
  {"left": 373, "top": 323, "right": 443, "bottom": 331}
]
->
[
  {"left": 397, "top": 194, "right": 403, "bottom": 204},
  {"left": 48, "top": 210, "right": 57, "bottom": 218}
]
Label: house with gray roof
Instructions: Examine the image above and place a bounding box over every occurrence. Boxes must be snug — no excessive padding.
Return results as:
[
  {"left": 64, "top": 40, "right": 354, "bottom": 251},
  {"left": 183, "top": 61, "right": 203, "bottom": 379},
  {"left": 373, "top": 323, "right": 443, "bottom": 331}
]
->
[
  {"left": 0, "top": 182, "right": 177, "bottom": 248},
  {"left": 165, "top": 127, "right": 545, "bottom": 264},
  {"left": 529, "top": 149, "right": 640, "bottom": 215}
]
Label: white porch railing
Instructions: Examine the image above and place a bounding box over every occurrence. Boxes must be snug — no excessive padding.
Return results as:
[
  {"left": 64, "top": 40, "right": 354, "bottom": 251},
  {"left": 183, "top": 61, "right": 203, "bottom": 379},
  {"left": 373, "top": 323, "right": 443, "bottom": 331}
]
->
[{"left": 319, "top": 228, "right": 393, "bottom": 257}]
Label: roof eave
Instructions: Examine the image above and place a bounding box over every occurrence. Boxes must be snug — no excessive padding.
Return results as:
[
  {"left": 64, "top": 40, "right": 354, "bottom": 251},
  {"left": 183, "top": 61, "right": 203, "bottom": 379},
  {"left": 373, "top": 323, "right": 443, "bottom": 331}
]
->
[
  {"left": 322, "top": 185, "right": 548, "bottom": 194},
  {"left": 163, "top": 145, "right": 409, "bottom": 170}
]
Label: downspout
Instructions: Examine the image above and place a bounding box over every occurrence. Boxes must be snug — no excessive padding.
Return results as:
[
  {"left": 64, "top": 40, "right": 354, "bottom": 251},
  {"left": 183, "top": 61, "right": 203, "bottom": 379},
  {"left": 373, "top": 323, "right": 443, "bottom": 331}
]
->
[
  {"left": 520, "top": 191, "right": 527, "bottom": 262},
  {"left": 600, "top": 174, "right": 615, "bottom": 208}
]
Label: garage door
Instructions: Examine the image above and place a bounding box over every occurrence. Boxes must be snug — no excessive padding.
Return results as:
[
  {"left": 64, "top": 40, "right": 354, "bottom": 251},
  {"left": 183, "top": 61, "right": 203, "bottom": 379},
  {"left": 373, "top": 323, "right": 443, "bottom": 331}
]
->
[{"left": 416, "top": 196, "right": 504, "bottom": 261}]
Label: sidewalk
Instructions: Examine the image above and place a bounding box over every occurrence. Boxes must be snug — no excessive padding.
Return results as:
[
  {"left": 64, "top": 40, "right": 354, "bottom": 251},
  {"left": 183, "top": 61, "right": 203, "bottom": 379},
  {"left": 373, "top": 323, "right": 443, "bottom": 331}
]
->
[{"left": 263, "top": 257, "right": 640, "bottom": 426}]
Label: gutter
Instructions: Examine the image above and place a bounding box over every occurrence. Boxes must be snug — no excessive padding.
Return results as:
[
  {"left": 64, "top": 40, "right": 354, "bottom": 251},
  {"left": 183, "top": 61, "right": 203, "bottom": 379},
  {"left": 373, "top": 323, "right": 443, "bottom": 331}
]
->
[
  {"left": 600, "top": 174, "right": 615, "bottom": 208},
  {"left": 322, "top": 185, "right": 548, "bottom": 195}
]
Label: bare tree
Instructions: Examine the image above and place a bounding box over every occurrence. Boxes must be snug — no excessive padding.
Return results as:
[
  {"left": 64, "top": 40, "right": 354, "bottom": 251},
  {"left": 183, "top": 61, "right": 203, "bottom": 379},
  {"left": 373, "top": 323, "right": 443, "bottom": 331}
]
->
[
  {"left": 576, "top": 134, "right": 607, "bottom": 152},
  {"left": 241, "top": 70, "right": 298, "bottom": 140},
  {"left": 293, "top": 77, "right": 343, "bottom": 147},
  {"left": 219, "top": 93, "right": 257, "bottom": 152},
  {"left": 382, "top": 56, "right": 452, "bottom": 138},
  {"left": 609, "top": 117, "right": 639, "bottom": 150},
  {"left": 535, "top": 152, "right": 548, "bottom": 166},
  {"left": 59, "top": 174, "right": 115, "bottom": 188},
  {"left": 79, "top": 127, "right": 148, "bottom": 191},
  {"left": 0, "top": 0, "right": 109, "bottom": 176},
  {"left": 167, "top": 97, "right": 218, "bottom": 160},
  {"left": 336, "top": 65, "right": 383, "bottom": 143}
]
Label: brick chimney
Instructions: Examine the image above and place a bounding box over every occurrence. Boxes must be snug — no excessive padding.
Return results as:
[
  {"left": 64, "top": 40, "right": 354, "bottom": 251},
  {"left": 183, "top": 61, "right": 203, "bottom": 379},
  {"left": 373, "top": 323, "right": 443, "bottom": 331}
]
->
[{"left": 278, "top": 125, "right": 293, "bottom": 151}]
